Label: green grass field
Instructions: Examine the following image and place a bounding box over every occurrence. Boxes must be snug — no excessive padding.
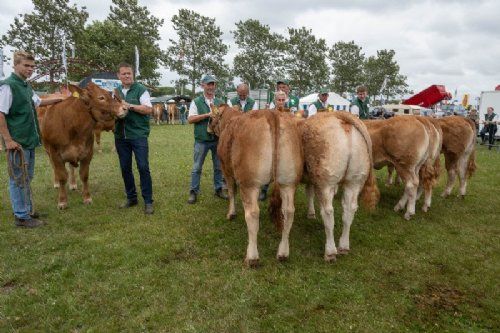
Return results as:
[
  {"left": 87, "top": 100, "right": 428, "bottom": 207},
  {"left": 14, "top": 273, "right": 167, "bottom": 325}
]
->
[{"left": 1, "top": 125, "right": 499, "bottom": 332}]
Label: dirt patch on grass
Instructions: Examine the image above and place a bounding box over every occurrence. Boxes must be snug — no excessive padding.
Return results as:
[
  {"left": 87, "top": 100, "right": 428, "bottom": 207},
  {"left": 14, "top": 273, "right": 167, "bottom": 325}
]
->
[
  {"left": 414, "top": 284, "right": 464, "bottom": 312},
  {"left": 158, "top": 247, "right": 198, "bottom": 265},
  {"left": 1, "top": 280, "right": 17, "bottom": 294}
]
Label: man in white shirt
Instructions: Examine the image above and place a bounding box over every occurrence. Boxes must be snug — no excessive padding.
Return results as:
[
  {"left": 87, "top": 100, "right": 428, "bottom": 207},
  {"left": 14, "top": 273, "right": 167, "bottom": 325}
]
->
[
  {"left": 307, "top": 88, "right": 332, "bottom": 117},
  {"left": 228, "top": 83, "right": 258, "bottom": 112}
]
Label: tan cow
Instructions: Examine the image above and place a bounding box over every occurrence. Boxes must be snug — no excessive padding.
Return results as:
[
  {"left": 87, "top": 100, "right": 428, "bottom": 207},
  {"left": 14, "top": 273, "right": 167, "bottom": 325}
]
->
[
  {"left": 41, "top": 83, "right": 128, "bottom": 209},
  {"left": 437, "top": 116, "right": 476, "bottom": 198},
  {"left": 167, "top": 103, "right": 178, "bottom": 124},
  {"left": 303, "top": 112, "right": 379, "bottom": 261},
  {"left": 209, "top": 105, "right": 303, "bottom": 267},
  {"left": 364, "top": 116, "right": 431, "bottom": 220},
  {"left": 152, "top": 103, "right": 163, "bottom": 125}
]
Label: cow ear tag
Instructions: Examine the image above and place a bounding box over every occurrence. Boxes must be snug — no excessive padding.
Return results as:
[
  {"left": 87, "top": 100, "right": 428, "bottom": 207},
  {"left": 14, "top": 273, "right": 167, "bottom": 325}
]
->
[
  {"left": 213, "top": 106, "right": 220, "bottom": 115},
  {"left": 72, "top": 91, "right": 80, "bottom": 98}
]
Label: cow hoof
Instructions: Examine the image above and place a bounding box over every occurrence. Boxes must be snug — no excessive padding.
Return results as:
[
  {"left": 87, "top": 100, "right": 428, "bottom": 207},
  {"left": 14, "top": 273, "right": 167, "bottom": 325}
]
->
[
  {"left": 441, "top": 192, "right": 449, "bottom": 198},
  {"left": 277, "top": 255, "right": 288, "bottom": 262},
  {"left": 394, "top": 204, "right": 402, "bottom": 212},
  {"left": 324, "top": 254, "right": 337, "bottom": 263},
  {"left": 53, "top": 183, "right": 60, "bottom": 189},
  {"left": 57, "top": 202, "right": 67, "bottom": 210},
  {"left": 69, "top": 184, "right": 78, "bottom": 191},
  {"left": 337, "top": 248, "right": 350, "bottom": 255},
  {"left": 404, "top": 212, "right": 414, "bottom": 220},
  {"left": 245, "top": 258, "right": 260, "bottom": 268},
  {"left": 422, "top": 206, "right": 429, "bottom": 213},
  {"left": 83, "top": 198, "right": 93, "bottom": 205},
  {"left": 307, "top": 213, "right": 316, "bottom": 219},
  {"left": 98, "top": 149, "right": 103, "bottom": 154},
  {"left": 227, "top": 213, "right": 237, "bottom": 220},
  {"left": 457, "top": 194, "right": 465, "bottom": 199}
]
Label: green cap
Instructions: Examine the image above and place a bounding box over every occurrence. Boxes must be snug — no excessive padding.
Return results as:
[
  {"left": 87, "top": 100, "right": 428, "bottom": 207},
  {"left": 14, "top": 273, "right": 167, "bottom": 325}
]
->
[
  {"left": 319, "top": 88, "right": 329, "bottom": 94},
  {"left": 276, "top": 79, "right": 289, "bottom": 85},
  {"left": 201, "top": 74, "right": 217, "bottom": 84}
]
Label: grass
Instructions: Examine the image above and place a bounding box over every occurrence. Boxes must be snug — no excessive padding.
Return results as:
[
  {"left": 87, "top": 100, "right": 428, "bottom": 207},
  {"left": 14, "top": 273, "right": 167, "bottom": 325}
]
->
[{"left": 0, "top": 124, "right": 499, "bottom": 332}]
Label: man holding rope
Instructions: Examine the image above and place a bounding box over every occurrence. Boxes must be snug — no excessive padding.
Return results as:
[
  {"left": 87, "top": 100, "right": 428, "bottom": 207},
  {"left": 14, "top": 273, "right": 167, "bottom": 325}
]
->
[{"left": 0, "top": 51, "right": 63, "bottom": 228}]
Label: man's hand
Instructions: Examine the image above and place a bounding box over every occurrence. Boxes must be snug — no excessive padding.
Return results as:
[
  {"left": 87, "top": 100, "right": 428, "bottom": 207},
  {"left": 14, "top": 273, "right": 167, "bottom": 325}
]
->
[{"left": 5, "top": 138, "right": 21, "bottom": 150}]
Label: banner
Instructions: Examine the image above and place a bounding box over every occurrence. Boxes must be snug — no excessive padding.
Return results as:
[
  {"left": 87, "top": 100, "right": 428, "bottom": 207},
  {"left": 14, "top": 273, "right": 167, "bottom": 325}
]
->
[
  {"left": 0, "top": 48, "right": 4, "bottom": 79},
  {"left": 134, "top": 45, "right": 140, "bottom": 77},
  {"left": 461, "top": 93, "right": 469, "bottom": 107}
]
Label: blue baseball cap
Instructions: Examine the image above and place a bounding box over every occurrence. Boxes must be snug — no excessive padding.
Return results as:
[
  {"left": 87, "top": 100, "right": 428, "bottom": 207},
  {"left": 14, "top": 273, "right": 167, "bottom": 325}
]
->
[{"left": 201, "top": 74, "right": 217, "bottom": 84}]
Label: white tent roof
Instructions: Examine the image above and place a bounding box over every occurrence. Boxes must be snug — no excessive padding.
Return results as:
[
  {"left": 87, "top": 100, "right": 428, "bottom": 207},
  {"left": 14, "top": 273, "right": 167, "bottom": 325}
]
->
[{"left": 300, "top": 92, "right": 350, "bottom": 106}]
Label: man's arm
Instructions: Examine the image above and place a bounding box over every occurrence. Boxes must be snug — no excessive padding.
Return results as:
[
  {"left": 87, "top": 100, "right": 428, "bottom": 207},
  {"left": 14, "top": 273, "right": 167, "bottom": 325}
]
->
[
  {"left": 0, "top": 112, "right": 20, "bottom": 150},
  {"left": 187, "top": 100, "right": 210, "bottom": 124},
  {"left": 125, "top": 90, "right": 153, "bottom": 115}
]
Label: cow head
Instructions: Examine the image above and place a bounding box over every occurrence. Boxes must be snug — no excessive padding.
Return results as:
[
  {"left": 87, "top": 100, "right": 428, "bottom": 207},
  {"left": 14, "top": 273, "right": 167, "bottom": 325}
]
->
[
  {"left": 208, "top": 104, "right": 238, "bottom": 136},
  {"left": 67, "top": 83, "right": 128, "bottom": 122}
]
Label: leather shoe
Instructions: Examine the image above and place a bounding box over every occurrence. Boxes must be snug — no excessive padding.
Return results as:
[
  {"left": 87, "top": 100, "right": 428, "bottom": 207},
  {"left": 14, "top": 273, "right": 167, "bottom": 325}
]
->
[
  {"left": 119, "top": 199, "right": 138, "bottom": 209},
  {"left": 144, "top": 203, "right": 154, "bottom": 215},
  {"left": 214, "top": 188, "right": 228, "bottom": 200},
  {"left": 258, "top": 190, "right": 267, "bottom": 202},
  {"left": 15, "top": 217, "right": 44, "bottom": 228},
  {"left": 187, "top": 191, "right": 197, "bottom": 204}
]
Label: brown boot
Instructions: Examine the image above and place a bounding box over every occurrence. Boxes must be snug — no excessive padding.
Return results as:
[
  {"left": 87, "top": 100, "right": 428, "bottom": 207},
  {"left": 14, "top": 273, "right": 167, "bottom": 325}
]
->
[{"left": 14, "top": 217, "right": 44, "bottom": 228}]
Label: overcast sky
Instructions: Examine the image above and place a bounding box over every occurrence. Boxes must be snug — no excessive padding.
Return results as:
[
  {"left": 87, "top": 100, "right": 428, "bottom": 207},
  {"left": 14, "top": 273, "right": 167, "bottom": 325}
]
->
[{"left": 1, "top": 0, "right": 499, "bottom": 102}]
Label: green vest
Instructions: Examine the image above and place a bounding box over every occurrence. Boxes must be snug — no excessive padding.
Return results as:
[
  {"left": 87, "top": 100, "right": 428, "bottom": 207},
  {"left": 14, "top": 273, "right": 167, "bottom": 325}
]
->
[
  {"left": 486, "top": 113, "right": 496, "bottom": 122},
  {"left": 193, "top": 96, "right": 222, "bottom": 142},
  {"left": 179, "top": 105, "right": 187, "bottom": 114},
  {"left": 286, "top": 95, "right": 300, "bottom": 111},
  {"left": 0, "top": 74, "right": 41, "bottom": 149},
  {"left": 351, "top": 97, "right": 369, "bottom": 119},
  {"left": 114, "top": 82, "right": 150, "bottom": 139},
  {"left": 230, "top": 96, "right": 255, "bottom": 112},
  {"left": 313, "top": 100, "right": 333, "bottom": 112}
]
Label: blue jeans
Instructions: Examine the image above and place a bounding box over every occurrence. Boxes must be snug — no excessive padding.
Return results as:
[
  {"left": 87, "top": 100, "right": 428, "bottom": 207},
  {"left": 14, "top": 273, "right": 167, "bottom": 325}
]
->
[
  {"left": 7, "top": 148, "right": 35, "bottom": 220},
  {"left": 180, "top": 113, "right": 187, "bottom": 125},
  {"left": 115, "top": 137, "right": 153, "bottom": 204},
  {"left": 190, "top": 140, "right": 224, "bottom": 194}
]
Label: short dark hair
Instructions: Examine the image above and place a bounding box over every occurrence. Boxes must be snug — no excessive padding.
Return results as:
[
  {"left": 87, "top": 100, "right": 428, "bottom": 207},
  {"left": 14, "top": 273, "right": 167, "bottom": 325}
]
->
[
  {"left": 356, "top": 85, "right": 367, "bottom": 93},
  {"left": 117, "top": 62, "right": 134, "bottom": 72}
]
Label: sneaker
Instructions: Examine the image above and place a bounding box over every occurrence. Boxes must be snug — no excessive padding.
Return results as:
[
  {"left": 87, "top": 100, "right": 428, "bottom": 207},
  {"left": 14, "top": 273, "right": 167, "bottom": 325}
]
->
[
  {"left": 119, "top": 199, "right": 138, "bottom": 209},
  {"left": 14, "top": 217, "right": 44, "bottom": 228},
  {"left": 187, "top": 191, "right": 197, "bottom": 204},
  {"left": 214, "top": 188, "right": 228, "bottom": 200},
  {"left": 144, "top": 203, "right": 154, "bottom": 215}
]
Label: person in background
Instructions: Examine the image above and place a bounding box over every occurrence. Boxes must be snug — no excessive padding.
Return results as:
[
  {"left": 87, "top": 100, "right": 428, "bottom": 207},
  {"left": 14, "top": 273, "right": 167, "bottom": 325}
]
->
[
  {"left": 350, "top": 85, "right": 369, "bottom": 119},
  {"left": 0, "top": 51, "right": 64, "bottom": 228},
  {"left": 228, "top": 83, "right": 258, "bottom": 112},
  {"left": 467, "top": 108, "right": 479, "bottom": 132},
  {"left": 307, "top": 88, "right": 332, "bottom": 117},
  {"left": 480, "top": 106, "right": 498, "bottom": 150},
  {"left": 114, "top": 62, "right": 155, "bottom": 215},
  {"left": 179, "top": 99, "right": 187, "bottom": 125},
  {"left": 187, "top": 74, "right": 228, "bottom": 204},
  {"left": 269, "top": 79, "right": 301, "bottom": 114}
]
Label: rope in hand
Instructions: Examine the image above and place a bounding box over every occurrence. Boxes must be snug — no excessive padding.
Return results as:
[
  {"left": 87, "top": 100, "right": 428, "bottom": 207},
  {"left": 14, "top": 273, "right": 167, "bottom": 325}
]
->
[{"left": 7, "top": 148, "right": 34, "bottom": 215}]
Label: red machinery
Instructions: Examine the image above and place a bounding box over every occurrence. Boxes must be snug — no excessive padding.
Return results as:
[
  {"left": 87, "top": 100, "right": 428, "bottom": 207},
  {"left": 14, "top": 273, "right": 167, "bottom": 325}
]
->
[{"left": 402, "top": 85, "right": 452, "bottom": 107}]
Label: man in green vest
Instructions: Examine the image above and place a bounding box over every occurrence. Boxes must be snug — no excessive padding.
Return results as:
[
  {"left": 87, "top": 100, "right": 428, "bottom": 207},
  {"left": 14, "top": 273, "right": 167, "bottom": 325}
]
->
[
  {"left": 350, "top": 85, "right": 370, "bottom": 119},
  {"left": 307, "top": 88, "right": 333, "bottom": 117},
  {"left": 228, "top": 83, "right": 258, "bottom": 112},
  {"left": 480, "top": 106, "right": 498, "bottom": 149},
  {"left": 187, "top": 74, "right": 227, "bottom": 204},
  {"left": 269, "top": 79, "right": 301, "bottom": 115},
  {"left": 179, "top": 99, "right": 187, "bottom": 124},
  {"left": 0, "top": 51, "right": 63, "bottom": 228},
  {"left": 114, "top": 62, "right": 155, "bottom": 214}
]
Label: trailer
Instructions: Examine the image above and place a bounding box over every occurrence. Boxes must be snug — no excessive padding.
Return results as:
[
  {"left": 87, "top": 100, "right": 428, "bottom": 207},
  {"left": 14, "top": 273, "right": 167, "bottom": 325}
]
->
[
  {"left": 403, "top": 85, "right": 452, "bottom": 107},
  {"left": 478, "top": 90, "right": 500, "bottom": 137}
]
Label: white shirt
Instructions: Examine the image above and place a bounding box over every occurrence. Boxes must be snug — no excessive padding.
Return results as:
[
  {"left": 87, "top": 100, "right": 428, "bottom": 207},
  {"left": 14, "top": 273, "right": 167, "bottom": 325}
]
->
[
  {"left": 188, "top": 95, "right": 215, "bottom": 117},
  {"left": 228, "top": 98, "right": 259, "bottom": 111},
  {"left": 0, "top": 85, "right": 41, "bottom": 115},
  {"left": 307, "top": 101, "right": 329, "bottom": 117},
  {"left": 350, "top": 105, "right": 359, "bottom": 117},
  {"left": 121, "top": 88, "right": 152, "bottom": 107},
  {"left": 485, "top": 113, "right": 499, "bottom": 123},
  {"left": 269, "top": 98, "right": 302, "bottom": 112}
]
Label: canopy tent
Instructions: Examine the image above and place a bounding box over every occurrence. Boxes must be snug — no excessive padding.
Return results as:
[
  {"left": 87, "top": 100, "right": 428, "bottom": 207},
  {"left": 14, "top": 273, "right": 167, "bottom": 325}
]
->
[{"left": 300, "top": 92, "right": 350, "bottom": 111}]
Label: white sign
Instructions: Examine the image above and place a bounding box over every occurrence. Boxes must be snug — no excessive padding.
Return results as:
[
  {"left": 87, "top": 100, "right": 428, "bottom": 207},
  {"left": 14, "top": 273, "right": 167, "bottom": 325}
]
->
[{"left": 91, "top": 78, "right": 121, "bottom": 92}]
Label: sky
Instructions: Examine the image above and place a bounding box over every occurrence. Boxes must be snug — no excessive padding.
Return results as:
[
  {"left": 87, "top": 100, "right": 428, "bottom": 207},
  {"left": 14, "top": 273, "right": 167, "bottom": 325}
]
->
[{"left": 1, "top": 0, "right": 499, "bottom": 103}]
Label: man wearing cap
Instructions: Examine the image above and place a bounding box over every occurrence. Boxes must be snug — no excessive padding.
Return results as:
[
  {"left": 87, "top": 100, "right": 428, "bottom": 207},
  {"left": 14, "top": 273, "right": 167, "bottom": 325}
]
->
[
  {"left": 350, "top": 85, "right": 370, "bottom": 119},
  {"left": 115, "top": 62, "right": 155, "bottom": 215},
  {"left": 269, "top": 79, "right": 301, "bottom": 113},
  {"left": 179, "top": 99, "right": 187, "bottom": 124},
  {"left": 307, "top": 88, "right": 333, "bottom": 117},
  {"left": 228, "top": 83, "right": 258, "bottom": 112},
  {"left": 187, "top": 74, "right": 227, "bottom": 204}
]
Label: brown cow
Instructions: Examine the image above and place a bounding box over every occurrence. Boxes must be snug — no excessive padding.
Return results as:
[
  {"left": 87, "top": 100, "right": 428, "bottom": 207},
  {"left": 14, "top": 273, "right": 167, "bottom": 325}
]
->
[
  {"left": 209, "top": 105, "right": 303, "bottom": 267},
  {"left": 152, "top": 103, "right": 163, "bottom": 125},
  {"left": 167, "top": 103, "right": 178, "bottom": 124},
  {"left": 41, "top": 83, "right": 128, "bottom": 209},
  {"left": 303, "top": 112, "right": 379, "bottom": 261},
  {"left": 364, "top": 116, "right": 430, "bottom": 220},
  {"left": 437, "top": 116, "right": 476, "bottom": 198}
]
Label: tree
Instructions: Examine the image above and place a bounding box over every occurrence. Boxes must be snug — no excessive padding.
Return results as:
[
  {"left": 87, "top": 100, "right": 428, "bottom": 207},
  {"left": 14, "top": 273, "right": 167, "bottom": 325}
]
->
[
  {"left": 165, "top": 9, "right": 229, "bottom": 96},
  {"left": 1, "top": 0, "right": 88, "bottom": 82},
  {"left": 76, "top": 0, "right": 166, "bottom": 85},
  {"left": 329, "top": 41, "right": 365, "bottom": 95},
  {"left": 285, "top": 27, "right": 329, "bottom": 96},
  {"left": 231, "top": 19, "right": 285, "bottom": 89},
  {"left": 363, "top": 49, "right": 409, "bottom": 102}
]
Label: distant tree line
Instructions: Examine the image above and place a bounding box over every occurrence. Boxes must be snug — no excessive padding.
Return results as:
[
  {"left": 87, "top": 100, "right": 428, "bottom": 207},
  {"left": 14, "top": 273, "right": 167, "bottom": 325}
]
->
[{"left": 1, "top": 0, "right": 410, "bottom": 99}]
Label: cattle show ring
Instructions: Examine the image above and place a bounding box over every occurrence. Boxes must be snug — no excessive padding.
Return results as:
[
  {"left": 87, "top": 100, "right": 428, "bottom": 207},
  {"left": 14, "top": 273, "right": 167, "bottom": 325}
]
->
[{"left": 1, "top": 2, "right": 499, "bottom": 332}]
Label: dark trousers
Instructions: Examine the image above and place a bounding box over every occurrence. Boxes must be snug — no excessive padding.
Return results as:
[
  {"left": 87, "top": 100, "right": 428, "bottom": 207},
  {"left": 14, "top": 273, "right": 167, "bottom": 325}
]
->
[
  {"left": 115, "top": 137, "right": 153, "bottom": 204},
  {"left": 480, "top": 125, "right": 497, "bottom": 146}
]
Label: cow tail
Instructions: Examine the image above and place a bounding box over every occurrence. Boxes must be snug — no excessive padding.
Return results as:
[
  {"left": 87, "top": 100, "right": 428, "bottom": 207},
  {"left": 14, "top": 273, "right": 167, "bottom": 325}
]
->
[
  {"left": 419, "top": 160, "right": 436, "bottom": 193},
  {"left": 467, "top": 147, "right": 477, "bottom": 178},
  {"left": 360, "top": 167, "right": 380, "bottom": 211},
  {"left": 269, "top": 111, "right": 284, "bottom": 231}
]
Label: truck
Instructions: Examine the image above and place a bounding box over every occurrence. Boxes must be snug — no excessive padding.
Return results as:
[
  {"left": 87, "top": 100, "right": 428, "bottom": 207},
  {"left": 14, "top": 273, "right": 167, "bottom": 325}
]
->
[
  {"left": 403, "top": 84, "right": 452, "bottom": 107},
  {"left": 478, "top": 90, "right": 500, "bottom": 137}
]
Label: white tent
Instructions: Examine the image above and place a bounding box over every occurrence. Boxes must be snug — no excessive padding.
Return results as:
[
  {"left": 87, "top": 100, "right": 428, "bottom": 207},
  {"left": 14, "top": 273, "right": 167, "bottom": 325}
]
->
[{"left": 300, "top": 92, "right": 350, "bottom": 111}]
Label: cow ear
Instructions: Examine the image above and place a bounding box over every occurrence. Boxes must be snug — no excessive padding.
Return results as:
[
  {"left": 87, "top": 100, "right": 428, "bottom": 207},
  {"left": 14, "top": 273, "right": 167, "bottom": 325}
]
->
[
  {"left": 67, "top": 84, "right": 84, "bottom": 98},
  {"left": 113, "top": 88, "right": 122, "bottom": 102}
]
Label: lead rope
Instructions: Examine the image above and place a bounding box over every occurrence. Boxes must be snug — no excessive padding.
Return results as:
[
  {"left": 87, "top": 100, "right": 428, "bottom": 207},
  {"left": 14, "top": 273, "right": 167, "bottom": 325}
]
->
[{"left": 7, "top": 148, "right": 34, "bottom": 216}]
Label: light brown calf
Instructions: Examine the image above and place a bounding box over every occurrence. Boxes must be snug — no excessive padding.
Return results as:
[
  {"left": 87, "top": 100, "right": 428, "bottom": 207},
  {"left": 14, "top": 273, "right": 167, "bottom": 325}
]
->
[{"left": 152, "top": 103, "right": 163, "bottom": 125}]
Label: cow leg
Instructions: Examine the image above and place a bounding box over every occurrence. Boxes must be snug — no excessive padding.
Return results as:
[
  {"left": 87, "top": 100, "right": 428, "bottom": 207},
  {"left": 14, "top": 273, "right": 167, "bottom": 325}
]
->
[
  {"left": 226, "top": 176, "right": 237, "bottom": 220},
  {"left": 404, "top": 170, "right": 420, "bottom": 220},
  {"left": 386, "top": 164, "right": 395, "bottom": 186},
  {"left": 456, "top": 153, "right": 470, "bottom": 198},
  {"left": 441, "top": 153, "right": 457, "bottom": 198},
  {"left": 394, "top": 167, "right": 411, "bottom": 212},
  {"left": 277, "top": 185, "right": 296, "bottom": 261},
  {"left": 79, "top": 156, "right": 92, "bottom": 205},
  {"left": 338, "top": 182, "right": 362, "bottom": 254},
  {"left": 68, "top": 164, "right": 78, "bottom": 190},
  {"left": 316, "top": 185, "right": 337, "bottom": 262},
  {"left": 240, "top": 186, "right": 260, "bottom": 267},
  {"left": 51, "top": 153, "right": 69, "bottom": 209},
  {"left": 306, "top": 183, "right": 316, "bottom": 219},
  {"left": 95, "top": 130, "right": 102, "bottom": 153}
]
